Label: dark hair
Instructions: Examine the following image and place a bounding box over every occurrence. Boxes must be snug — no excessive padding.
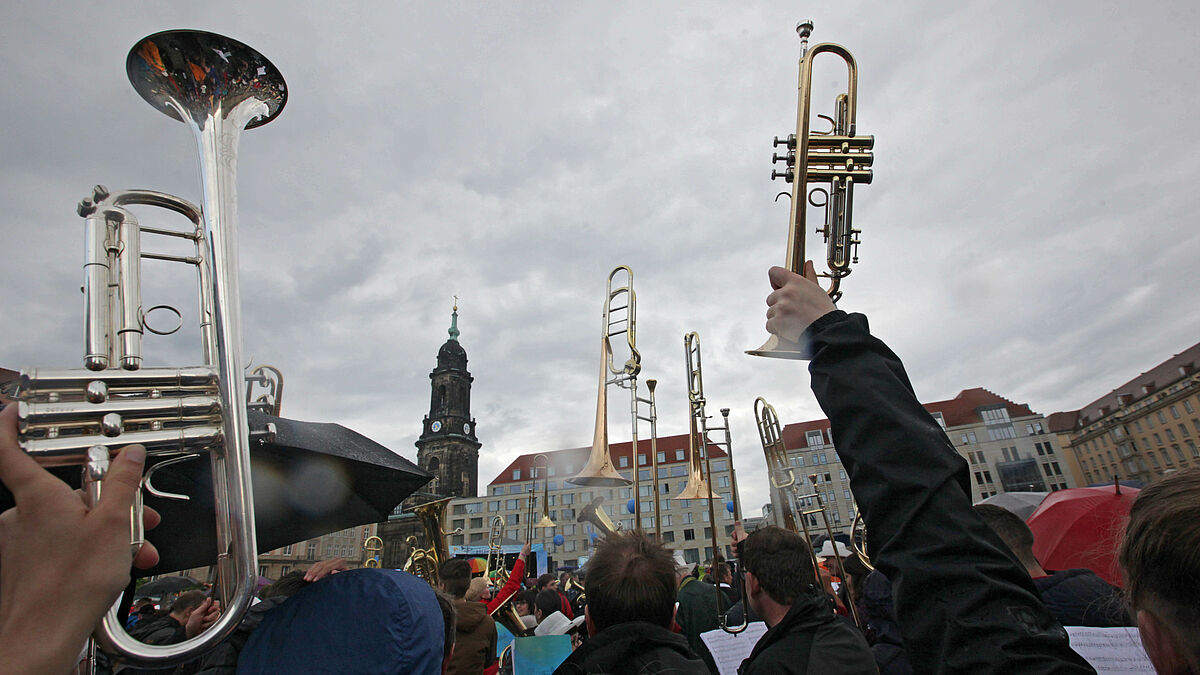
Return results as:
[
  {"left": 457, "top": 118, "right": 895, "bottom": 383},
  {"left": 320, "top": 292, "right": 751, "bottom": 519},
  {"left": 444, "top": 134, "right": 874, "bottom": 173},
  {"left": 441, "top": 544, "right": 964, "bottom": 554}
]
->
[
  {"left": 536, "top": 573, "right": 555, "bottom": 590},
  {"left": 434, "top": 589, "right": 457, "bottom": 662},
  {"left": 708, "top": 562, "right": 729, "bottom": 581},
  {"left": 584, "top": 531, "right": 677, "bottom": 632},
  {"left": 534, "top": 589, "right": 560, "bottom": 620},
  {"left": 169, "top": 590, "right": 207, "bottom": 616},
  {"left": 439, "top": 559, "right": 472, "bottom": 598},
  {"left": 973, "top": 504, "right": 1040, "bottom": 569},
  {"left": 741, "top": 527, "right": 814, "bottom": 606},
  {"left": 1119, "top": 467, "right": 1200, "bottom": 663},
  {"left": 260, "top": 570, "right": 311, "bottom": 600},
  {"left": 514, "top": 589, "right": 537, "bottom": 613}
]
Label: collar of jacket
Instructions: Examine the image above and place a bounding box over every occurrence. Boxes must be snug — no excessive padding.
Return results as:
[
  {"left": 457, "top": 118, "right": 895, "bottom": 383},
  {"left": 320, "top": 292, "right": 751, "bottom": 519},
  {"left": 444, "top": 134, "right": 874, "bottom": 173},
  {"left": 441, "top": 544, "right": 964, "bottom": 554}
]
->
[{"left": 746, "top": 586, "right": 833, "bottom": 660}]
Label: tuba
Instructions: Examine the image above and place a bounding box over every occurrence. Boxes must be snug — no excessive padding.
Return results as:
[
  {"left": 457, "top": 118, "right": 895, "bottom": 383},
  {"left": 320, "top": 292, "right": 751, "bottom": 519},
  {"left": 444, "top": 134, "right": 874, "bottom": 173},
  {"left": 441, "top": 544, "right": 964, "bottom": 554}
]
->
[
  {"left": 14, "top": 30, "right": 285, "bottom": 668},
  {"left": 568, "top": 266, "right": 639, "bottom": 488},
  {"left": 363, "top": 536, "right": 384, "bottom": 568},
  {"left": 748, "top": 20, "right": 875, "bottom": 359},
  {"left": 403, "top": 497, "right": 460, "bottom": 585}
]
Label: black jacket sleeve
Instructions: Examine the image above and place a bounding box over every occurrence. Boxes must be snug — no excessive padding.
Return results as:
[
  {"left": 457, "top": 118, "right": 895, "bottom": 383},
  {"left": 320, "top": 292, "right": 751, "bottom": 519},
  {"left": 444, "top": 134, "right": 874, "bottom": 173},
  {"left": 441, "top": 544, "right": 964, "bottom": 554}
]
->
[{"left": 805, "top": 311, "right": 1094, "bottom": 674}]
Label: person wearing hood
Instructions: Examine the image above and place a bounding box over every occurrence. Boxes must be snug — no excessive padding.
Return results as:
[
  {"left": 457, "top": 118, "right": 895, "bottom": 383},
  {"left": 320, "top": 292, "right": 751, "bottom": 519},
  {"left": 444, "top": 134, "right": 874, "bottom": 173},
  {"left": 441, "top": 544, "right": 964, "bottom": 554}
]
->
[
  {"left": 737, "top": 526, "right": 875, "bottom": 674},
  {"left": 554, "top": 531, "right": 707, "bottom": 674},
  {"left": 440, "top": 558, "right": 497, "bottom": 674}
]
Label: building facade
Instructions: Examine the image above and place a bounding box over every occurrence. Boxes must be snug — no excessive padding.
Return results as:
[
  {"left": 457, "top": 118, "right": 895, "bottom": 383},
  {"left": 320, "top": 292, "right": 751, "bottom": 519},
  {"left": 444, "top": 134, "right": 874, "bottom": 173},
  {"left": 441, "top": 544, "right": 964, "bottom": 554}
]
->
[
  {"left": 773, "top": 387, "right": 1076, "bottom": 528},
  {"left": 1047, "top": 342, "right": 1200, "bottom": 486}
]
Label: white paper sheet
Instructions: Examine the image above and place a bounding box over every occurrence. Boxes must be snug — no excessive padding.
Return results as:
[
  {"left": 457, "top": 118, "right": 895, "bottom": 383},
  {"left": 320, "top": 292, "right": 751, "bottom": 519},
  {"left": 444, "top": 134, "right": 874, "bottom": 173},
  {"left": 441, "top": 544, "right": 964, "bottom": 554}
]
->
[
  {"left": 700, "top": 621, "right": 768, "bottom": 675},
  {"left": 1066, "top": 626, "right": 1156, "bottom": 674}
]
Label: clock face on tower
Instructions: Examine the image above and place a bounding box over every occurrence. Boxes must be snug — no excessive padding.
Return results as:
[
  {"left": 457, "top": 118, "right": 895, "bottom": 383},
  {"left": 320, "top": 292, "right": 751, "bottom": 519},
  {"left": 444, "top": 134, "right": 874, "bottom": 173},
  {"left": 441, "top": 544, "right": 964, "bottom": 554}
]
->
[
  {"left": 463, "top": 422, "right": 471, "bottom": 434},
  {"left": 431, "top": 420, "right": 442, "bottom": 432}
]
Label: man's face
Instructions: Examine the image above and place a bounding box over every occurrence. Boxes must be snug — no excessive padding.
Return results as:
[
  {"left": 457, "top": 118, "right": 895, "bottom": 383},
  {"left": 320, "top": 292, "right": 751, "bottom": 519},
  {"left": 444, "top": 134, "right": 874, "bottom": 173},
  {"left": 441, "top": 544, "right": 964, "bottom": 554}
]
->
[
  {"left": 548, "top": 580, "right": 559, "bottom": 591},
  {"left": 744, "top": 571, "right": 763, "bottom": 617}
]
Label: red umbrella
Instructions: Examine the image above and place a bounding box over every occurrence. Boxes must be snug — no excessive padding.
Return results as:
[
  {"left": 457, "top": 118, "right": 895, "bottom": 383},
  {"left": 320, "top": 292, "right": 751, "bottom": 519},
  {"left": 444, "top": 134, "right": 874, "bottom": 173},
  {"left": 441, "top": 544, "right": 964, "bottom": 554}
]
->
[{"left": 1026, "top": 482, "right": 1139, "bottom": 586}]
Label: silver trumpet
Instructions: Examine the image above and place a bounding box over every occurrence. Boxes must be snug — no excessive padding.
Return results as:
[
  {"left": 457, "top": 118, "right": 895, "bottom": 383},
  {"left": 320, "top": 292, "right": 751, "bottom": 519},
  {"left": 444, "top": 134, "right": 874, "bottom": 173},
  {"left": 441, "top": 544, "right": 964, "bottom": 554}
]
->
[{"left": 15, "top": 30, "right": 286, "bottom": 668}]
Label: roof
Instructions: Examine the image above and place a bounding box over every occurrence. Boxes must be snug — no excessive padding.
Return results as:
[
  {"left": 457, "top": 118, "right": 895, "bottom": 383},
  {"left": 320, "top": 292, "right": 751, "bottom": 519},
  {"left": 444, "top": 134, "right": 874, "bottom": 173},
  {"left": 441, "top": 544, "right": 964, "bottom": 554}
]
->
[
  {"left": 489, "top": 432, "right": 727, "bottom": 487},
  {"left": 780, "top": 387, "right": 1039, "bottom": 450},
  {"left": 1070, "top": 341, "right": 1200, "bottom": 427}
]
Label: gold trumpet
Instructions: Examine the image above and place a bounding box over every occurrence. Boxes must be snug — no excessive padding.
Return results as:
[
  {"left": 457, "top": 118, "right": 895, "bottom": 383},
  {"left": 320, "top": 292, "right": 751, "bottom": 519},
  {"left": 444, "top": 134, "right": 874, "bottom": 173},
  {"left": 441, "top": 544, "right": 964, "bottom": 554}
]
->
[
  {"left": 569, "top": 266, "right": 639, "bottom": 488},
  {"left": 749, "top": 20, "right": 875, "bottom": 359}
]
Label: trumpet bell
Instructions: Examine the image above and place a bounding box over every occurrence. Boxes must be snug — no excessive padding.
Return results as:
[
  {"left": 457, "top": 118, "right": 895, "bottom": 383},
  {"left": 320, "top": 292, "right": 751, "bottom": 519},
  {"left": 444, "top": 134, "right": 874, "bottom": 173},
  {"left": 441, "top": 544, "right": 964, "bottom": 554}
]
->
[
  {"left": 127, "top": 30, "right": 287, "bottom": 128},
  {"left": 745, "top": 334, "right": 811, "bottom": 360}
]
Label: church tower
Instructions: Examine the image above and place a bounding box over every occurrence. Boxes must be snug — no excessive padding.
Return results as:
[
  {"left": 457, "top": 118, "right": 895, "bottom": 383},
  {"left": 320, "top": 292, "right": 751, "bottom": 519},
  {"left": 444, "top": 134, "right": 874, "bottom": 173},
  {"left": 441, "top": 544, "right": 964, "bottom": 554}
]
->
[{"left": 415, "top": 303, "right": 481, "bottom": 498}]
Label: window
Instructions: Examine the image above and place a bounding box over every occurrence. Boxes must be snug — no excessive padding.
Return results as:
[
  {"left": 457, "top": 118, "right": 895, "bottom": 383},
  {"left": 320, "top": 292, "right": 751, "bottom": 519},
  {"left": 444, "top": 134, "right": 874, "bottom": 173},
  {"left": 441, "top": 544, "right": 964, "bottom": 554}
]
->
[
  {"left": 280, "top": 566, "right": 290, "bottom": 576},
  {"left": 1167, "top": 429, "right": 1177, "bottom": 442},
  {"left": 638, "top": 454, "right": 647, "bottom": 466},
  {"left": 513, "top": 469, "right": 521, "bottom": 480},
  {"left": 839, "top": 469, "right": 847, "bottom": 480},
  {"left": 1171, "top": 405, "right": 1181, "bottom": 419},
  {"left": 1181, "top": 424, "right": 1191, "bottom": 438},
  {"left": 619, "top": 456, "right": 629, "bottom": 468},
  {"left": 806, "top": 430, "right": 825, "bottom": 448},
  {"left": 662, "top": 515, "right": 673, "bottom": 526},
  {"left": 561, "top": 494, "right": 574, "bottom": 505},
  {"left": 561, "top": 508, "right": 576, "bottom": 520},
  {"left": 662, "top": 531, "right": 676, "bottom": 543},
  {"left": 506, "top": 514, "right": 519, "bottom": 525},
  {"left": 717, "top": 475, "right": 730, "bottom": 488},
  {"left": 981, "top": 407, "right": 1011, "bottom": 424},
  {"left": 506, "top": 499, "right": 520, "bottom": 510},
  {"left": 487, "top": 501, "right": 500, "bottom": 513},
  {"left": 676, "top": 450, "right": 685, "bottom": 461},
  {"left": 641, "top": 517, "right": 655, "bottom": 529},
  {"left": 657, "top": 451, "right": 666, "bottom": 463},
  {"left": 464, "top": 502, "right": 482, "bottom": 514},
  {"left": 819, "top": 453, "right": 828, "bottom": 464},
  {"left": 683, "top": 512, "right": 695, "bottom": 524},
  {"left": 931, "top": 412, "right": 946, "bottom": 429},
  {"left": 1183, "top": 399, "right": 1194, "bottom": 414},
  {"left": 470, "top": 517, "right": 483, "bottom": 529},
  {"left": 1158, "top": 411, "right": 1168, "bottom": 424},
  {"left": 282, "top": 544, "right": 293, "bottom": 555},
  {"left": 492, "top": 486, "right": 504, "bottom": 496},
  {"left": 259, "top": 565, "right": 268, "bottom": 577},
  {"left": 307, "top": 542, "right": 318, "bottom": 559},
  {"left": 452, "top": 518, "right": 465, "bottom": 530},
  {"left": 684, "top": 529, "right": 696, "bottom": 541},
  {"left": 795, "top": 455, "right": 806, "bottom": 466}
]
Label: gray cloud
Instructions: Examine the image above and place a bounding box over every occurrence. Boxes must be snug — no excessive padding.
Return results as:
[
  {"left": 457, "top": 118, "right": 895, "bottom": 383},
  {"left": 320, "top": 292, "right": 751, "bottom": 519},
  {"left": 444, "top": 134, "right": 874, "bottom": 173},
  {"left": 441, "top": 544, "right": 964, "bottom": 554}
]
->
[{"left": 3, "top": 1, "right": 1198, "bottom": 519}]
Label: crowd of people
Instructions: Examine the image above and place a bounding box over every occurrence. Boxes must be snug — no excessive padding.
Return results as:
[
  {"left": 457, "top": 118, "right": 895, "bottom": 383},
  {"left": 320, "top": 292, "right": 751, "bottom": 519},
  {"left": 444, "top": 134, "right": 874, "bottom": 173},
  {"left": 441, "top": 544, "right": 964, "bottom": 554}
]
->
[{"left": 2, "top": 263, "right": 1199, "bottom": 674}]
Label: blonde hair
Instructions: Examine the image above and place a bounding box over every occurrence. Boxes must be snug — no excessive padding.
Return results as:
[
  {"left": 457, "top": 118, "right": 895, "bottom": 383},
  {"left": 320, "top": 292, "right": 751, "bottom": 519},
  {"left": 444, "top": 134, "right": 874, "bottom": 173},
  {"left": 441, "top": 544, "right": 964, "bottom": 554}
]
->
[{"left": 464, "top": 576, "right": 489, "bottom": 602}]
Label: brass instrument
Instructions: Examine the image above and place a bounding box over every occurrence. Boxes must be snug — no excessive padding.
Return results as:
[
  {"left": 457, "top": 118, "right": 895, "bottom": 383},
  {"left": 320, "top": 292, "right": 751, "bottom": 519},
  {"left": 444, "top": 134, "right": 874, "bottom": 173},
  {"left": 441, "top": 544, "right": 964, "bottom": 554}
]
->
[
  {"left": 754, "top": 397, "right": 862, "bottom": 626},
  {"left": 363, "top": 536, "right": 383, "bottom": 568},
  {"left": 676, "top": 333, "right": 747, "bottom": 634},
  {"left": 577, "top": 495, "right": 620, "bottom": 538},
  {"left": 403, "top": 497, "right": 460, "bottom": 585},
  {"left": 640, "top": 379, "right": 662, "bottom": 540},
  {"left": 14, "top": 30, "right": 285, "bottom": 668},
  {"left": 568, "top": 266, "right": 639, "bottom": 488},
  {"left": 564, "top": 574, "right": 587, "bottom": 608},
  {"left": 749, "top": 20, "right": 875, "bottom": 359},
  {"left": 850, "top": 512, "right": 873, "bottom": 571}
]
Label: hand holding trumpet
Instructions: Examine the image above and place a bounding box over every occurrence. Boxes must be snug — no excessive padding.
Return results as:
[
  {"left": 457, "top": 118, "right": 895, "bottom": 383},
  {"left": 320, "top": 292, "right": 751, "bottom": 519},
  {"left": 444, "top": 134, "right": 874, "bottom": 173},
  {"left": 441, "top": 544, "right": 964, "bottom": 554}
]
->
[{"left": 0, "top": 404, "right": 160, "bottom": 673}]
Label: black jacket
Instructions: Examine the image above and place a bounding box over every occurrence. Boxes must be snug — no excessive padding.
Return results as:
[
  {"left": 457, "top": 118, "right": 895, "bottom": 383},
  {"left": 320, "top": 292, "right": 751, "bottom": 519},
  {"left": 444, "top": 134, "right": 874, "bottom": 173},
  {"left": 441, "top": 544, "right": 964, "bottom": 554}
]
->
[
  {"left": 675, "top": 576, "right": 725, "bottom": 673},
  {"left": 737, "top": 587, "right": 876, "bottom": 675},
  {"left": 553, "top": 621, "right": 707, "bottom": 675},
  {"left": 1033, "top": 569, "right": 1133, "bottom": 628},
  {"left": 806, "top": 311, "right": 1094, "bottom": 674}
]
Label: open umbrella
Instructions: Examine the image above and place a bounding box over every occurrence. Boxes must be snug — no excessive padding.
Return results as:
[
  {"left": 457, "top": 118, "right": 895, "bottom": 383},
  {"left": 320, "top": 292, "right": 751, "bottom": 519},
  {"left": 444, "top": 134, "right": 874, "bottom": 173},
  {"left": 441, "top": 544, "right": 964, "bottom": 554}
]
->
[
  {"left": 134, "top": 575, "right": 201, "bottom": 598},
  {"left": 975, "top": 491, "right": 1049, "bottom": 521},
  {"left": 0, "top": 410, "right": 432, "bottom": 576},
  {"left": 1025, "top": 482, "right": 1139, "bottom": 586}
]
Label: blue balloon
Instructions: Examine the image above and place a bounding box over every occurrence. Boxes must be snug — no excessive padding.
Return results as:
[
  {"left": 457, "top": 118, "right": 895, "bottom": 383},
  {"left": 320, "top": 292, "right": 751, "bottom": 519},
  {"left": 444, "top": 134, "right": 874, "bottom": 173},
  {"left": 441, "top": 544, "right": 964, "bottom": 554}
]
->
[
  {"left": 553, "top": 534, "right": 565, "bottom": 546},
  {"left": 626, "top": 499, "right": 636, "bottom": 514},
  {"left": 591, "top": 531, "right": 599, "bottom": 540},
  {"left": 726, "top": 500, "right": 736, "bottom": 514}
]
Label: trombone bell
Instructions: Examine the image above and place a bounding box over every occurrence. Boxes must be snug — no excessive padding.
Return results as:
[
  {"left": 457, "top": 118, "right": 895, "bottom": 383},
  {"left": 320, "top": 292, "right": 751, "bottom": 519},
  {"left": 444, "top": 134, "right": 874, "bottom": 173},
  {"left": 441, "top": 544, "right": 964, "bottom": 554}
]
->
[{"left": 569, "top": 339, "right": 631, "bottom": 487}]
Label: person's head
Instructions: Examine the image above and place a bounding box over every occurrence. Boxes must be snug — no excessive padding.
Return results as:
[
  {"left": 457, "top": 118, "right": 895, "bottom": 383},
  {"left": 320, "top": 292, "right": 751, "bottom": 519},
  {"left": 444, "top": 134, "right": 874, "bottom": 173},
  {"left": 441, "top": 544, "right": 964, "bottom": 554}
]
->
[
  {"left": 741, "top": 527, "right": 815, "bottom": 617},
  {"left": 434, "top": 589, "right": 457, "bottom": 675},
  {"left": 533, "top": 589, "right": 560, "bottom": 622},
  {"left": 583, "top": 531, "right": 677, "bottom": 634},
  {"left": 709, "top": 561, "right": 731, "bottom": 584},
  {"left": 536, "top": 573, "right": 558, "bottom": 592},
  {"left": 167, "top": 590, "right": 206, "bottom": 621},
  {"left": 464, "top": 576, "right": 489, "bottom": 602},
  {"left": 260, "top": 570, "right": 311, "bottom": 600},
  {"left": 513, "top": 590, "right": 536, "bottom": 617},
  {"left": 438, "top": 559, "right": 471, "bottom": 599},
  {"left": 973, "top": 504, "right": 1044, "bottom": 575},
  {"left": 1119, "top": 467, "right": 1200, "bottom": 673}
]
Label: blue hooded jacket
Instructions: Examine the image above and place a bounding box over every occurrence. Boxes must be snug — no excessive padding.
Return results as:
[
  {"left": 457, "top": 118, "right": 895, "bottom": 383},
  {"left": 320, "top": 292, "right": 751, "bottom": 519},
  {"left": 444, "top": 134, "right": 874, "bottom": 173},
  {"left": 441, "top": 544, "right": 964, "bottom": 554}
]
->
[{"left": 237, "top": 569, "right": 444, "bottom": 674}]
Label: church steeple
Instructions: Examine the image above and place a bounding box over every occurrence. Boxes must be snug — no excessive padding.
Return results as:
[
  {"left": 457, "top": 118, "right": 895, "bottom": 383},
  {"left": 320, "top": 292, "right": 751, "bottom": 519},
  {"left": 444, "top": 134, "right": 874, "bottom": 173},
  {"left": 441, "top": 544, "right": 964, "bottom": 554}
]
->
[
  {"left": 448, "top": 298, "right": 460, "bottom": 342},
  {"left": 416, "top": 299, "right": 481, "bottom": 498}
]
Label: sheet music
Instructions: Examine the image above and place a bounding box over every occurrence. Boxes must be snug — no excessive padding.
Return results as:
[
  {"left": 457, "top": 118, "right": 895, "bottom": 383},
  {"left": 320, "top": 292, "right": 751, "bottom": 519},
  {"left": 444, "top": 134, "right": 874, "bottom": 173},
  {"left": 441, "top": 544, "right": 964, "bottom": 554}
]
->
[
  {"left": 700, "top": 622, "right": 767, "bottom": 675},
  {"left": 1066, "top": 626, "right": 1155, "bottom": 674}
]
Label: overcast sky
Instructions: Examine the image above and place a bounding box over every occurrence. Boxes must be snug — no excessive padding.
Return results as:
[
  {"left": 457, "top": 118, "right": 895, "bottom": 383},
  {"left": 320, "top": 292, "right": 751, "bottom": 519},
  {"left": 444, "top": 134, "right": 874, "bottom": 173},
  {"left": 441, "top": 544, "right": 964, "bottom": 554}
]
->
[{"left": 3, "top": 1, "right": 1197, "bottom": 518}]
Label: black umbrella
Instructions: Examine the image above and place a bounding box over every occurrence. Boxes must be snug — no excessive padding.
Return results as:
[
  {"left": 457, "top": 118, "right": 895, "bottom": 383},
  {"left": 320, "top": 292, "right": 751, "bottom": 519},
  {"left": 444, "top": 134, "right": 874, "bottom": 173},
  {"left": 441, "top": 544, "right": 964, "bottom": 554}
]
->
[
  {"left": 134, "top": 575, "right": 201, "bottom": 598},
  {"left": 1, "top": 410, "right": 432, "bottom": 576}
]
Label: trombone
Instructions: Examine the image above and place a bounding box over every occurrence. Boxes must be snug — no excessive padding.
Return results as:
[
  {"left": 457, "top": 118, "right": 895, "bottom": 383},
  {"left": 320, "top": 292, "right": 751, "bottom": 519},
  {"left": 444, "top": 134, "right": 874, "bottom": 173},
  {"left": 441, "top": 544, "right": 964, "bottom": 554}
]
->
[
  {"left": 526, "top": 453, "right": 556, "bottom": 542},
  {"left": 754, "top": 397, "right": 862, "bottom": 627},
  {"left": 675, "top": 332, "right": 748, "bottom": 634},
  {"left": 748, "top": 20, "right": 875, "bottom": 359},
  {"left": 569, "top": 266, "right": 638, "bottom": 491}
]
